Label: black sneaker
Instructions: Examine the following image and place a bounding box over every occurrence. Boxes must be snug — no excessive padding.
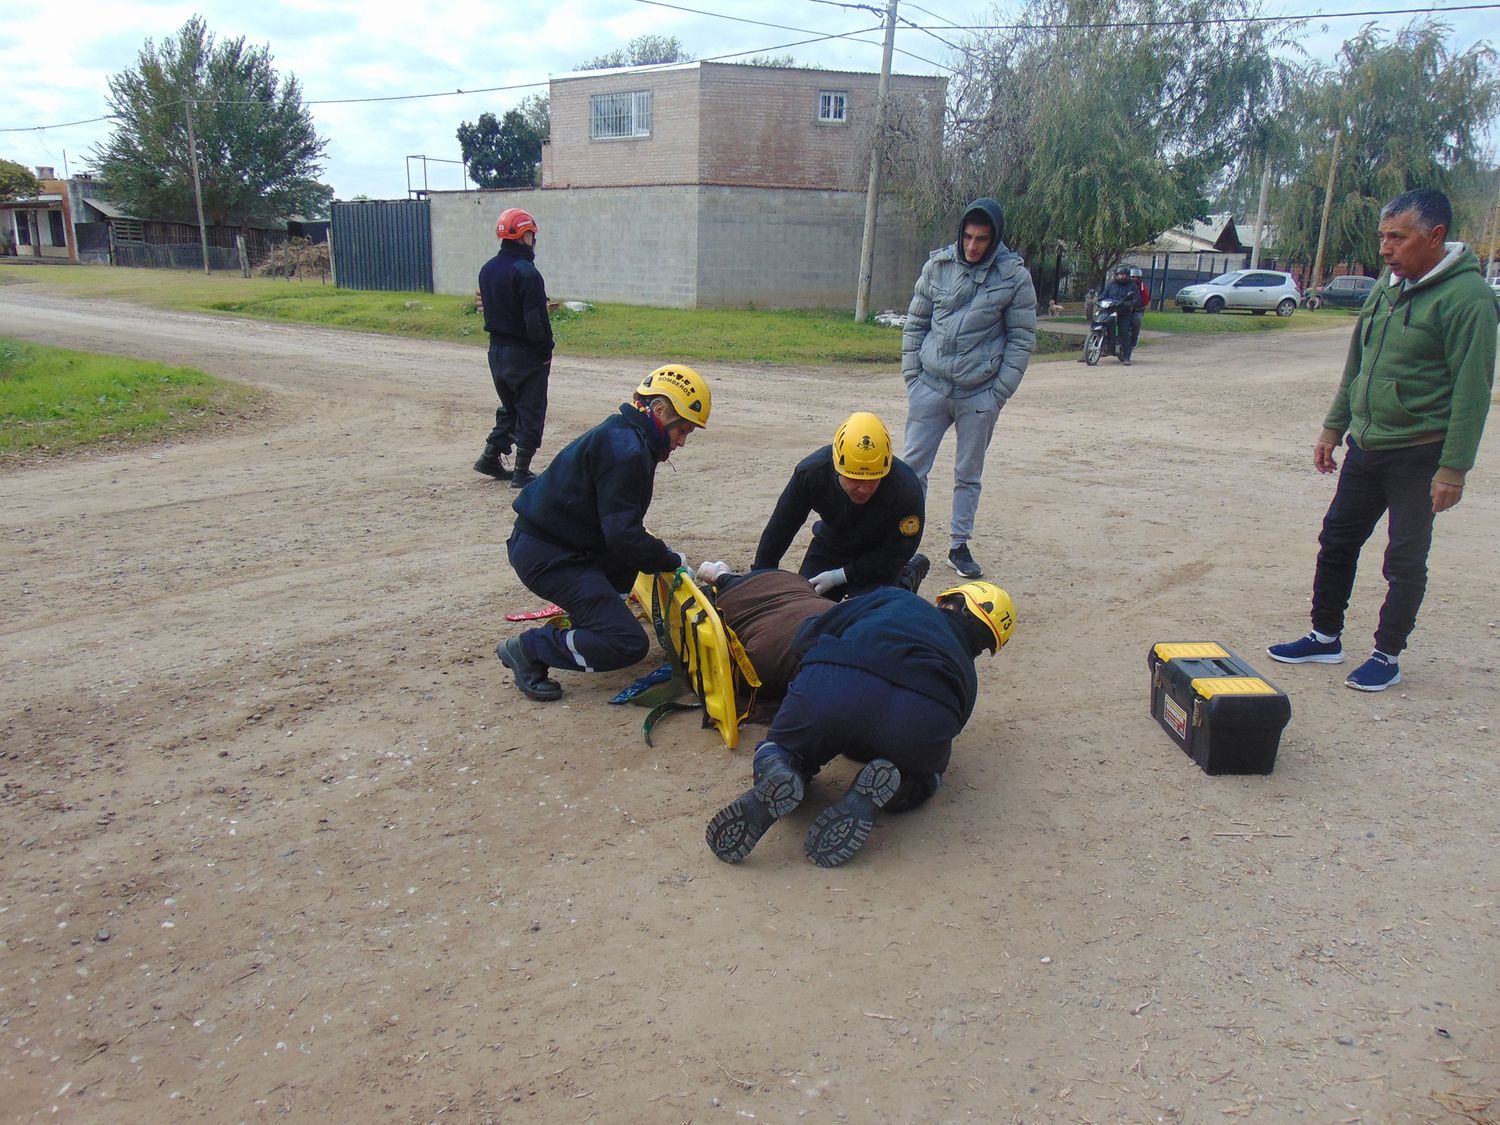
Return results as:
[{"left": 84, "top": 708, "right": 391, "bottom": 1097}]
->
[
  {"left": 946, "top": 544, "right": 983, "bottom": 579},
  {"left": 705, "top": 756, "right": 805, "bottom": 863},
  {"left": 804, "top": 759, "right": 901, "bottom": 867},
  {"left": 496, "top": 636, "right": 562, "bottom": 702}
]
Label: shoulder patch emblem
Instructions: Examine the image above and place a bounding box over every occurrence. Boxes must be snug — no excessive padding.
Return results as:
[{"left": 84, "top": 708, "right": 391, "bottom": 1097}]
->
[{"left": 899, "top": 515, "right": 921, "bottom": 537}]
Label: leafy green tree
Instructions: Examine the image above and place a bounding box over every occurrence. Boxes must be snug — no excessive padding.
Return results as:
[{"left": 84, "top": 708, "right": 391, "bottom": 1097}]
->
[
  {"left": 885, "top": 0, "right": 1295, "bottom": 280},
  {"left": 458, "top": 94, "right": 550, "bottom": 189},
  {"left": 578, "top": 35, "right": 691, "bottom": 70},
  {"left": 91, "top": 16, "right": 332, "bottom": 224},
  {"left": 1272, "top": 19, "right": 1499, "bottom": 274},
  {"left": 0, "top": 159, "right": 43, "bottom": 201}
]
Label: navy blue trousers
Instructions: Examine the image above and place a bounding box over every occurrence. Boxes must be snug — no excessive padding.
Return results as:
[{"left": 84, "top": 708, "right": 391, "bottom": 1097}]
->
[
  {"left": 1311, "top": 438, "right": 1441, "bottom": 655},
  {"left": 486, "top": 343, "right": 550, "bottom": 455},
  {"left": 506, "top": 529, "right": 649, "bottom": 673},
  {"left": 765, "top": 663, "right": 959, "bottom": 777}
]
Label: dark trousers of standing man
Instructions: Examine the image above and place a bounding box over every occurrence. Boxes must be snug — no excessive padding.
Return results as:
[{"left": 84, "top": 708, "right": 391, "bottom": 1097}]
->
[
  {"left": 487, "top": 342, "right": 550, "bottom": 457},
  {"left": 1310, "top": 438, "right": 1441, "bottom": 656}
]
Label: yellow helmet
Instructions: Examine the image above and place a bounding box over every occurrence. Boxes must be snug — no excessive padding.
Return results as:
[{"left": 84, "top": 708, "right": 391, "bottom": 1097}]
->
[
  {"left": 636, "top": 364, "right": 711, "bottom": 428},
  {"left": 832, "top": 411, "right": 892, "bottom": 480},
  {"left": 937, "top": 581, "right": 1015, "bottom": 654}
]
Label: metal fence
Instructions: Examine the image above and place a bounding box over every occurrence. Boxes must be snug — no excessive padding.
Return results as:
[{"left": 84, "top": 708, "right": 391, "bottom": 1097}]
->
[{"left": 329, "top": 199, "right": 432, "bottom": 292}]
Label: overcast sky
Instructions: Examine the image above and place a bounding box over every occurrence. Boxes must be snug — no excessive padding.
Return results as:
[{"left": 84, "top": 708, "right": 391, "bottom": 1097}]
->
[{"left": 3, "top": 0, "right": 1495, "bottom": 202}]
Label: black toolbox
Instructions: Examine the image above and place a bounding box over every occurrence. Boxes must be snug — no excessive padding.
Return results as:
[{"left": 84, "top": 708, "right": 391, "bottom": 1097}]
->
[{"left": 1147, "top": 642, "right": 1291, "bottom": 775}]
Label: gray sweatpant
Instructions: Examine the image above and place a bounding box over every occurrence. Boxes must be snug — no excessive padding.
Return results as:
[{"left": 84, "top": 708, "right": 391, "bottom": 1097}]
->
[{"left": 900, "top": 380, "right": 1003, "bottom": 549}]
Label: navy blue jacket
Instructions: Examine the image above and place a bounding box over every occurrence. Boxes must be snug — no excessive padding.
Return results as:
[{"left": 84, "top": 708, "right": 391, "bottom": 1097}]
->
[
  {"left": 479, "top": 240, "right": 554, "bottom": 354},
  {"left": 511, "top": 405, "right": 678, "bottom": 574},
  {"left": 753, "top": 448, "right": 925, "bottom": 588},
  {"left": 791, "top": 587, "right": 978, "bottom": 725}
]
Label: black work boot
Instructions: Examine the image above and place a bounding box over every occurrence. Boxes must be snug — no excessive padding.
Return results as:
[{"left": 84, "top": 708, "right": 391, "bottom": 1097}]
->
[
  {"left": 473, "top": 442, "right": 511, "bottom": 480},
  {"left": 705, "top": 743, "right": 806, "bottom": 863},
  {"left": 899, "top": 553, "right": 930, "bottom": 594},
  {"left": 510, "top": 449, "right": 537, "bottom": 489},
  {"left": 496, "top": 636, "right": 562, "bottom": 702},
  {"left": 804, "top": 759, "right": 901, "bottom": 867}
]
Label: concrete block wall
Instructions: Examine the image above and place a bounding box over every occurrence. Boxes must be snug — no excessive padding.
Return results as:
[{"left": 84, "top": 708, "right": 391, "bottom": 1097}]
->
[
  {"left": 430, "top": 185, "right": 937, "bottom": 311},
  {"left": 547, "top": 67, "right": 702, "bottom": 189}
]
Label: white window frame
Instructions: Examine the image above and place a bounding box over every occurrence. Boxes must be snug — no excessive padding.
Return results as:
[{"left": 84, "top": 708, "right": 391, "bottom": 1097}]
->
[
  {"left": 590, "top": 90, "right": 653, "bottom": 140},
  {"left": 817, "top": 90, "right": 848, "bottom": 125}
]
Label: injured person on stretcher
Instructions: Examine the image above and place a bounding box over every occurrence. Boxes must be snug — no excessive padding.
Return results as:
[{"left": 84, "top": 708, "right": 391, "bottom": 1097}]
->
[{"left": 696, "top": 562, "right": 1015, "bottom": 867}]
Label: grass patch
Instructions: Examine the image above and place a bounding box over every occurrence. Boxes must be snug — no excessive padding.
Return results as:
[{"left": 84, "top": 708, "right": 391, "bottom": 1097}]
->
[
  {"left": 0, "top": 336, "right": 261, "bottom": 459},
  {"left": 1, "top": 263, "right": 1073, "bottom": 365}
]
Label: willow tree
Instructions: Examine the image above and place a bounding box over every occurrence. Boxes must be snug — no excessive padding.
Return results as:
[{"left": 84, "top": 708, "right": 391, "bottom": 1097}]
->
[
  {"left": 883, "top": 0, "right": 1296, "bottom": 279},
  {"left": 1272, "top": 19, "right": 1500, "bottom": 273}
]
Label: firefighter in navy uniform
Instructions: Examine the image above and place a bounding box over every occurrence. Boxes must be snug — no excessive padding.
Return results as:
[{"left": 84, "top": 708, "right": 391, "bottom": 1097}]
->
[
  {"left": 474, "top": 207, "right": 553, "bottom": 488},
  {"left": 705, "top": 580, "right": 1015, "bottom": 867},
  {"left": 497, "top": 364, "right": 711, "bottom": 702},
  {"left": 753, "top": 412, "right": 928, "bottom": 599}
]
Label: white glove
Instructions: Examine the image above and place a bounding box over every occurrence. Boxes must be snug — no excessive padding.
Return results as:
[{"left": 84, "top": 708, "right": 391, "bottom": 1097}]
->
[
  {"left": 697, "top": 560, "right": 732, "bottom": 583},
  {"left": 810, "top": 567, "right": 847, "bottom": 596},
  {"left": 673, "top": 551, "right": 690, "bottom": 571}
]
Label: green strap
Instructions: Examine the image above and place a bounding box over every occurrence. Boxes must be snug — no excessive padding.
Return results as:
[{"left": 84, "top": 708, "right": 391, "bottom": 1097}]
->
[{"left": 643, "top": 699, "right": 702, "bottom": 747}]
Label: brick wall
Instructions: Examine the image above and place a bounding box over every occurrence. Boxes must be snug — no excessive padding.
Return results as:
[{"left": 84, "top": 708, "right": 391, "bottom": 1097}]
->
[
  {"left": 544, "top": 63, "right": 945, "bottom": 192},
  {"left": 547, "top": 66, "right": 702, "bottom": 189}
]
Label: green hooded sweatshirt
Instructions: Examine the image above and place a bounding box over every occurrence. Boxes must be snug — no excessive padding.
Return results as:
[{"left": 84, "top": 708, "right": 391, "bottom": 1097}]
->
[{"left": 1321, "top": 242, "right": 1496, "bottom": 486}]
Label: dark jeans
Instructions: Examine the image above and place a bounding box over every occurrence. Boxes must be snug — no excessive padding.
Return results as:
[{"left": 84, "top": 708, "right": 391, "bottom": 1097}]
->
[
  {"left": 506, "top": 529, "right": 649, "bottom": 673},
  {"left": 1311, "top": 438, "right": 1441, "bottom": 655},
  {"left": 766, "top": 663, "right": 959, "bottom": 778},
  {"left": 486, "top": 342, "right": 550, "bottom": 455},
  {"left": 1128, "top": 310, "right": 1143, "bottom": 351}
]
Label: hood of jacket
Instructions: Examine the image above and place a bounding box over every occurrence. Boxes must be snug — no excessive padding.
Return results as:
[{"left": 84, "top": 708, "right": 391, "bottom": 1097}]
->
[{"left": 955, "top": 198, "right": 1006, "bottom": 269}]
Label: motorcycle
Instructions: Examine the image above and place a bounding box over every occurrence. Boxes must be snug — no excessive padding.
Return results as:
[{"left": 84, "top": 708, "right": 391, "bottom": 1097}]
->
[{"left": 1083, "top": 298, "right": 1127, "bottom": 366}]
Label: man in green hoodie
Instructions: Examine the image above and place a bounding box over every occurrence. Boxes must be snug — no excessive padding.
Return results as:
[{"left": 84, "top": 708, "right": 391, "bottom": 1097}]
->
[{"left": 1268, "top": 188, "right": 1496, "bottom": 691}]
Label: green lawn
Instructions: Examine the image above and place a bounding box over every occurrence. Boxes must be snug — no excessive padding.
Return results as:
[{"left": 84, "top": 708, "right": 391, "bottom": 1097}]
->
[
  {"left": 0, "top": 263, "right": 1076, "bottom": 364},
  {"left": 0, "top": 336, "right": 262, "bottom": 459}
]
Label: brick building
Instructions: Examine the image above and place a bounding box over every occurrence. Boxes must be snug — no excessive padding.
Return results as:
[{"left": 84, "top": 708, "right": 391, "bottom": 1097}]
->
[{"left": 420, "top": 62, "right": 950, "bottom": 310}]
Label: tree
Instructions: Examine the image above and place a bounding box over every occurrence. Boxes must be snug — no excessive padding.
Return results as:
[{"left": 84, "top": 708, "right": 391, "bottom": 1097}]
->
[
  {"left": 1271, "top": 20, "right": 1500, "bottom": 274},
  {"left": 577, "top": 35, "right": 691, "bottom": 71},
  {"left": 0, "top": 159, "right": 43, "bottom": 202},
  {"left": 884, "top": 0, "right": 1296, "bottom": 281},
  {"left": 91, "top": 16, "right": 332, "bottom": 224},
  {"left": 458, "top": 94, "right": 551, "bottom": 189}
]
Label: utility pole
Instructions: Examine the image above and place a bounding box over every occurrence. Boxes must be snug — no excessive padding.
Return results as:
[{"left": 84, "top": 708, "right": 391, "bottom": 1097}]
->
[
  {"left": 1309, "top": 130, "right": 1340, "bottom": 299},
  {"left": 184, "top": 96, "right": 212, "bottom": 275},
  {"left": 1249, "top": 156, "right": 1271, "bottom": 269},
  {"left": 1486, "top": 163, "right": 1500, "bottom": 282},
  {"left": 854, "top": 0, "right": 898, "bottom": 322}
]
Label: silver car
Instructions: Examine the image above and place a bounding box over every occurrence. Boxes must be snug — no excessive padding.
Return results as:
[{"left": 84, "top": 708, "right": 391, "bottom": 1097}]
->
[{"left": 1174, "top": 269, "right": 1301, "bottom": 316}]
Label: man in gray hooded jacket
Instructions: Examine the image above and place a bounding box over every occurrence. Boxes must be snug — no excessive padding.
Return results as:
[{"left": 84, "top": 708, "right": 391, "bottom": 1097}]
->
[{"left": 901, "top": 198, "right": 1037, "bottom": 579}]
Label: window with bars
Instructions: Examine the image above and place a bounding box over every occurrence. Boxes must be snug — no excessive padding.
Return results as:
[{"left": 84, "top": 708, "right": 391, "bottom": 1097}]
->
[
  {"left": 817, "top": 91, "right": 848, "bottom": 124},
  {"left": 590, "top": 91, "right": 653, "bottom": 139}
]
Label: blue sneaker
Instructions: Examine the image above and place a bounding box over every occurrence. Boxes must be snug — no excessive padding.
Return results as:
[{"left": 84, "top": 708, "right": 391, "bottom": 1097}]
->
[
  {"left": 1345, "top": 652, "right": 1400, "bottom": 692},
  {"left": 1267, "top": 632, "right": 1344, "bottom": 664}
]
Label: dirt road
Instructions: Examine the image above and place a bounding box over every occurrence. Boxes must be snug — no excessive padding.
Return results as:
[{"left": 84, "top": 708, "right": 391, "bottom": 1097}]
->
[{"left": 2, "top": 283, "right": 1496, "bottom": 1124}]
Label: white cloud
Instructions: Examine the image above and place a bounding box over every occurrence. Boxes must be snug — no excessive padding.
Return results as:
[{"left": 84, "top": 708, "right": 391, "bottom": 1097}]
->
[{"left": 3, "top": 0, "right": 1494, "bottom": 200}]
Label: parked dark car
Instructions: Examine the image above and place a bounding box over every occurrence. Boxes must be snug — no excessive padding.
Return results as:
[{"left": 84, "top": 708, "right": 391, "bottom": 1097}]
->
[{"left": 1305, "top": 274, "right": 1376, "bottom": 309}]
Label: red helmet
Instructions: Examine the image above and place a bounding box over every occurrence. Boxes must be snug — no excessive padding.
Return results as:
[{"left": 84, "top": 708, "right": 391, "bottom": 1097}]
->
[{"left": 495, "top": 208, "right": 537, "bottom": 241}]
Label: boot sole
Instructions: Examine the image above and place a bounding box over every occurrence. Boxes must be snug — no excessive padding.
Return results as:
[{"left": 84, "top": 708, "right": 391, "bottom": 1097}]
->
[
  {"left": 496, "top": 639, "right": 563, "bottom": 702},
  {"left": 705, "top": 765, "right": 805, "bottom": 863},
  {"left": 804, "top": 759, "right": 901, "bottom": 868}
]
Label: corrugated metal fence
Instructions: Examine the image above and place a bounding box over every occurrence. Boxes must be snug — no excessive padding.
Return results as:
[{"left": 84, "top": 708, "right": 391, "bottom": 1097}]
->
[{"left": 330, "top": 199, "right": 432, "bottom": 292}]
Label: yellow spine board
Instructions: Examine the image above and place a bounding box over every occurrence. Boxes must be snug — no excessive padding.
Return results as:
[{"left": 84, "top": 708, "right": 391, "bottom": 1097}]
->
[{"left": 632, "top": 570, "right": 740, "bottom": 750}]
